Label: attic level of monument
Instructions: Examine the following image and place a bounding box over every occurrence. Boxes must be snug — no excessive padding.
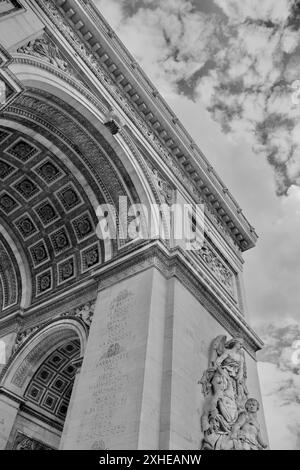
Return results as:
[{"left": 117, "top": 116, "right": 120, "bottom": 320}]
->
[{"left": 4, "top": 0, "right": 257, "bottom": 253}]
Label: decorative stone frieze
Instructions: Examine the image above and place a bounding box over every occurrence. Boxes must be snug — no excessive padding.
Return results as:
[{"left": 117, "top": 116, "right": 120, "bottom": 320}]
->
[
  {"left": 33, "top": 0, "right": 256, "bottom": 252},
  {"left": 11, "top": 431, "right": 53, "bottom": 450},
  {"left": 199, "top": 242, "right": 235, "bottom": 297},
  {"left": 12, "top": 300, "right": 96, "bottom": 355},
  {"left": 16, "top": 32, "right": 85, "bottom": 84}
]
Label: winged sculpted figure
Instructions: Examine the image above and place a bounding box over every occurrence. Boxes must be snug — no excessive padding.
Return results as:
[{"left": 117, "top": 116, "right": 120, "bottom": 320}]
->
[{"left": 199, "top": 335, "right": 266, "bottom": 450}]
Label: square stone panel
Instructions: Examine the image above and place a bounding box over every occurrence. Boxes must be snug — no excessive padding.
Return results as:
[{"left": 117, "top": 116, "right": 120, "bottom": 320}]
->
[
  {"left": 34, "top": 200, "right": 60, "bottom": 227},
  {"left": 35, "top": 365, "right": 55, "bottom": 386},
  {"left": 71, "top": 211, "right": 94, "bottom": 241},
  {"left": 56, "top": 183, "right": 82, "bottom": 212},
  {"left": 35, "top": 158, "right": 64, "bottom": 184},
  {"left": 47, "top": 350, "right": 68, "bottom": 370},
  {"left": 41, "top": 391, "right": 59, "bottom": 413},
  {"left": 15, "top": 214, "right": 38, "bottom": 239},
  {"left": 29, "top": 240, "right": 50, "bottom": 267},
  {"left": 49, "top": 227, "right": 71, "bottom": 255},
  {"left": 5, "top": 138, "right": 39, "bottom": 162},
  {"left": 0, "top": 192, "right": 19, "bottom": 214},
  {"left": 0, "top": 159, "right": 16, "bottom": 180},
  {"left": 59, "top": 340, "right": 80, "bottom": 358},
  {"left": 36, "top": 269, "right": 52, "bottom": 296},
  {"left": 81, "top": 242, "right": 101, "bottom": 272},
  {"left": 14, "top": 176, "right": 41, "bottom": 200},
  {"left": 57, "top": 256, "right": 76, "bottom": 285},
  {"left": 25, "top": 383, "right": 44, "bottom": 403},
  {"left": 57, "top": 399, "right": 70, "bottom": 420},
  {"left": 60, "top": 363, "right": 76, "bottom": 380},
  {"left": 50, "top": 377, "right": 68, "bottom": 394}
]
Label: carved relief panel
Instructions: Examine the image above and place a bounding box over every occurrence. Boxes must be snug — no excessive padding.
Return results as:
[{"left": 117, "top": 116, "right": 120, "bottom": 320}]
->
[
  {"left": 10, "top": 431, "right": 53, "bottom": 450},
  {"left": 199, "top": 336, "right": 267, "bottom": 450}
]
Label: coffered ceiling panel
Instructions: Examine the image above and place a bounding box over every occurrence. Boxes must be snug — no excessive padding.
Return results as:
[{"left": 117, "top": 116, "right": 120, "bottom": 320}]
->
[{"left": 0, "top": 125, "right": 104, "bottom": 315}]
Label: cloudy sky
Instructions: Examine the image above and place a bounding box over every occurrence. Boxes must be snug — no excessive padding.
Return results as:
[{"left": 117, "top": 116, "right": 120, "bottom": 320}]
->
[{"left": 94, "top": 0, "right": 300, "bottom": 449}]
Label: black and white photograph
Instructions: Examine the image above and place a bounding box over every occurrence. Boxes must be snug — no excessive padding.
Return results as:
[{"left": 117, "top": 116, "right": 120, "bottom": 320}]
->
[{"left": 0, "top": 0, "right": 299, "bottom": 455}]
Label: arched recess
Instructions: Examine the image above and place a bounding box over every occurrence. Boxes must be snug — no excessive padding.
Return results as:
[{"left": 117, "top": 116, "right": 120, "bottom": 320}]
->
[
  {"left": 0, "top": 58, "right": 165, "bottom": 314},
  {"left": 0, "top": 52, "right": 171, "bottom": 449},
  {"left": 9, "top": 60, "right": 160, "bottom": 212},
  {"left": 0, "top": 318, "right": 88, "bottom": 450}
]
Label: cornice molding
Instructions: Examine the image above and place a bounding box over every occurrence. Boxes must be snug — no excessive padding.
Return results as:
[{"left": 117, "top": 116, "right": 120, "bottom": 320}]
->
[
  {"left": 20, "top": 404, "right": 63, "bottom": 431},
  {"left": 92, "top": 240, "right": 263, "bottom": 357},
  {"left": 0, "top": 276, "right": 97, "bottom": 335},
  {"left": 26, "top": 0, "right": 258, "bottom": 252},
  {"left": 0, "top": 239, "right": 262, "bottom": 356}
]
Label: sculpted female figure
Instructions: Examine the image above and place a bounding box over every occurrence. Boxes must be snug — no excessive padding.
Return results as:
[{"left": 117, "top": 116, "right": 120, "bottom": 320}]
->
[
  {"left": 200, "top": 368, "right": 238, "bottom": 450},
  {"left": 199, "top": 336, "right": 266, "bottom": 450},
  {"left": 212, "top": 336, "right": 248, "bottom": 410}
]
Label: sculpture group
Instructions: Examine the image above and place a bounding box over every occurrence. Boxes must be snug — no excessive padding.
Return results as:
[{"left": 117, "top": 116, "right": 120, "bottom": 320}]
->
[{"left": 199, "top": 336, "right": 267, "bottom": 450}]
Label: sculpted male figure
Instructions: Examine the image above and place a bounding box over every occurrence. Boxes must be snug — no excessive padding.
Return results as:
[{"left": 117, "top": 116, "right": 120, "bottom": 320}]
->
[{"left": 231, "top": 398, "right": 268, "bottom": 450}]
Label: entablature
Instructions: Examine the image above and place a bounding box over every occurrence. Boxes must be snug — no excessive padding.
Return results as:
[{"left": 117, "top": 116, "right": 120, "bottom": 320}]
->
[{"left": 18, "top": 0, "right": 258, "bottom": 253}]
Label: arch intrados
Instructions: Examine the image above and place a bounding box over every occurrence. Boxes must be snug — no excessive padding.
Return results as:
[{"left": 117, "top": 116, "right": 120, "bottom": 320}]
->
[{"left": 1, "top": 318, "right": 87, "bottom": 398}]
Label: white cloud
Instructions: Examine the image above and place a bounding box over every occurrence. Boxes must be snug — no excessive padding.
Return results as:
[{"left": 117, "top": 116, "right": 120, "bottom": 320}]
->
[
  {"left": 258, "top": 361, "right": 300, "bottom": 450},
  {"left": 257, "top": 320, "right": 300, "bottom": 449},
  {"left": 94, "top": 0, "right": 300, "bottom": 325},
  {"left": 96, "top": 0, "right": 300, "bottom": 195},
  {"left": 215, "top": 0, "right": 292, "bottom": 24},
  {"left": 93, "top": 0, "right": 300, "bottom": 195},
  {"left": 95, "top": 0, "right": 124, "bottom": 29}
]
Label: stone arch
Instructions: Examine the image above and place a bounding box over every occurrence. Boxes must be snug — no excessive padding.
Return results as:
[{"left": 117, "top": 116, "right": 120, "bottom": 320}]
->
[
  {"left": 1, "top": 317, "right": 87, "bottom": 397},
  {"left": 9, "top": 60, "right": 161, "bottom": 211},
  {"left": 0, "top": 235, "right": 20, "bottom": 312},
  {"left": 0, "top": 59, "right": 167, "bottom": 313},
  {"left": 0, "top": 52, "right": 174, "bottom": 449},
  {"left": 0, "top": 213, "right": 32, "bottom": 311},
  {"left": 0, "top": 318, "right": 88, "bottom": 450}
]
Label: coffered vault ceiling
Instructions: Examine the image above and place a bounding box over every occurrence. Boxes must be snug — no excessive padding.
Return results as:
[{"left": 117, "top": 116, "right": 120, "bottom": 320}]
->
[
  {"left": 0, "top": 125, "right": 104, "bottom": 317},
  {"left": 24, "top": 338, "right": 80, "bottom": 424},
  {"left": 0, "top": 83, "right": 143, "bottom": 319}
]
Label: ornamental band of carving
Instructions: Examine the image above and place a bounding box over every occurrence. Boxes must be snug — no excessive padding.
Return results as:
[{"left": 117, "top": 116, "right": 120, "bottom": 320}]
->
[
  {"left": 35, "top": 0, "right": 248, "bottom": 252},
  {"left": 12, "top": 300, "right": 95, "bottom": 356}
]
